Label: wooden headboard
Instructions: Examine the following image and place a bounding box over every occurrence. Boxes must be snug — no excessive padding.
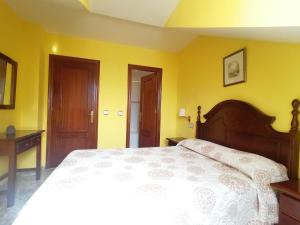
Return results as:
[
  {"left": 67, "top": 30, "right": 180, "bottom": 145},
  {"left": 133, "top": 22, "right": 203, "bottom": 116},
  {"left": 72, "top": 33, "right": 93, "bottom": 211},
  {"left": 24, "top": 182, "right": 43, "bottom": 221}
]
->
[{"left": 196, "top": 99, "right": 300, "bottom": 179}]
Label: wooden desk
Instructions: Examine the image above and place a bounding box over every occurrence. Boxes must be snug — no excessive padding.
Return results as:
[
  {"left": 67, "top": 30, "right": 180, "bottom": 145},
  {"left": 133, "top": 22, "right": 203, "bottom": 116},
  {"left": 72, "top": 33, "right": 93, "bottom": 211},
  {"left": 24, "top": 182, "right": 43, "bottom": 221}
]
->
[{"left": 0, "top": 130, "right": 44, "bottom": 207}]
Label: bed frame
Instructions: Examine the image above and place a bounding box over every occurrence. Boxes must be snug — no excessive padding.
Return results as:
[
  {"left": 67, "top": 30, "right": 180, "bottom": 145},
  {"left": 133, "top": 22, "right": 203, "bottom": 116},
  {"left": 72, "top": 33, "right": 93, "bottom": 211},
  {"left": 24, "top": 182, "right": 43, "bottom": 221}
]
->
[{"left": 196, "top": 99, "right": 300, "bottom": 179}]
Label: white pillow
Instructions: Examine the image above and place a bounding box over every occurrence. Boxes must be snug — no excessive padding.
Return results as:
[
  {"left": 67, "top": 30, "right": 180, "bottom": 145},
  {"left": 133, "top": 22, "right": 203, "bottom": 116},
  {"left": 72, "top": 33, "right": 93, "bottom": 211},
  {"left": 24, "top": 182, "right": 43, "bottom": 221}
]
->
[{"left": 177, "top": 138, "right": 288, "bottom": 184}]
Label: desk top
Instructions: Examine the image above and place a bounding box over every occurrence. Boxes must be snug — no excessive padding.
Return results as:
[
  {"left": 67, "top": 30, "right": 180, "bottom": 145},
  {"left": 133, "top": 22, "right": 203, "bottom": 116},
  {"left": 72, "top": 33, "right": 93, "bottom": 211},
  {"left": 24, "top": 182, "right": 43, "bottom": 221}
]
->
[{"left": 0, "top": 130, "right": 44, "bottom": 141}]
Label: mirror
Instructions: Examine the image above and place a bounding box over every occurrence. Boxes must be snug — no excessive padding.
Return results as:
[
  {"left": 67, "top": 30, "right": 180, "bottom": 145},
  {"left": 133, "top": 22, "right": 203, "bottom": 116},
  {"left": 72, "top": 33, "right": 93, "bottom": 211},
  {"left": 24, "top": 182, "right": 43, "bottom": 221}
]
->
[{"left": 0, "top": 52, "right": 17, "bottom": 109}]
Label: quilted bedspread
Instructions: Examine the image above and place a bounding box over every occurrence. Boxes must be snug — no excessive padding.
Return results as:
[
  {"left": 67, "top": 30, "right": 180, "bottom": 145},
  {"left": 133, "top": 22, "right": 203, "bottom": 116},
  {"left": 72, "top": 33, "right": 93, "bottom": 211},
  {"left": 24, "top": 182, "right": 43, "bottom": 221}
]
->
[{"left": 12, "top": 140, "right": 286, "bottom": 225}]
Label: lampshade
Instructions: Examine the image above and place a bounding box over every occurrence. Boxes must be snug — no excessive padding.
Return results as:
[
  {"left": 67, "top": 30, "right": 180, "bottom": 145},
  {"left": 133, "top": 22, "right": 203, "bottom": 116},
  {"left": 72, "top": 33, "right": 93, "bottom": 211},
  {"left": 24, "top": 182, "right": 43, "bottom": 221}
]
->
[{"left": 179, "top": 108, "right": 186, "bottom": 117}]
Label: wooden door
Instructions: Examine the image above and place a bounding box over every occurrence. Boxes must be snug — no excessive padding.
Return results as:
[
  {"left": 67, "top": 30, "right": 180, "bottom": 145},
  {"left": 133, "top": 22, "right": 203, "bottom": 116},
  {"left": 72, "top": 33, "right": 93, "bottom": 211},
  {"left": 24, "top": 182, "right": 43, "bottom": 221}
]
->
[
  {"left": 47, "top": 55, "right": 99, "bottom": 167},
  {"left": 139, "top": 73, "right": 161, "bottom": 147}
]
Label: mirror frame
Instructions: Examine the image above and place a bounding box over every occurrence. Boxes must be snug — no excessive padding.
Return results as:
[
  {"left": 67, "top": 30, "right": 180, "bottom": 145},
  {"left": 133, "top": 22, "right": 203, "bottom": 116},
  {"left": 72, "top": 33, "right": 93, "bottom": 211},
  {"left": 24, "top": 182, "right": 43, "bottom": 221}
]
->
[{"left": 0, "top": 52, "right": 17, "bottom": 109}]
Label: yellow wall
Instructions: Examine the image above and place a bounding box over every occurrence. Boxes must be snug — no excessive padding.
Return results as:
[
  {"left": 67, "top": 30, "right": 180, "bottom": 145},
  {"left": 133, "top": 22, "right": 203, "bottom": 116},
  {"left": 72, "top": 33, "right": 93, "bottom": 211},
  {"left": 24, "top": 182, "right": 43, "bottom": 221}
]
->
[
  {"left": 38, "top": 34, "right": 179, "bottom": 166},
  {"left": 167, "top": 0, "right": 300, "bottom": 27},
  {"left": 0, "top": 0, "right": 44, "bottom": 175},
  {"left": 176, "top": 36, "right": 300, "bottom": 176},
  {"left": 0, "top": 0, "right": 179, "bottom": 176},
  {"left": 1, "top": 0, "right": 300, "bottom": 179}
]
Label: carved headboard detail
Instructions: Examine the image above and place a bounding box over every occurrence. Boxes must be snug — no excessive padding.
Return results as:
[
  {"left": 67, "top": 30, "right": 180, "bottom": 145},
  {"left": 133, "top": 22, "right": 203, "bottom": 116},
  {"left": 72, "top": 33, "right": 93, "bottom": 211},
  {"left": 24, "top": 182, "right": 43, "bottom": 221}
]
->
[{"left": 196, "top": 99, "right": 300, "bottom": 179}]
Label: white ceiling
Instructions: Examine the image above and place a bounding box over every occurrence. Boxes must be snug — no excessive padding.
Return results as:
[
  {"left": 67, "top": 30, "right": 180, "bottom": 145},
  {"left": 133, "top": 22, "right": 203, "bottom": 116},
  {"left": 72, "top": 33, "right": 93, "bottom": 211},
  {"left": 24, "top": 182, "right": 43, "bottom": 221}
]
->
[
  {"left": 4, "top": 0, "right": 196, "bottom": 52},
  {"left": 89, "top": 0, "right": 180, "bottom": 27},
  {"left": 4, "top": 0, "right": 300, "bottom": 52}
]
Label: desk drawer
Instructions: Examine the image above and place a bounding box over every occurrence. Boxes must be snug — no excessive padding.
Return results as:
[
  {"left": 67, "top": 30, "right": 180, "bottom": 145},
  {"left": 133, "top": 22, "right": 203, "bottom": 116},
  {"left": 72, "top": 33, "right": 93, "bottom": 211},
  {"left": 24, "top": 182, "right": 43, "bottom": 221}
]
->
[
  {"left": 31, "top": 136, "right": 41, "bottom": 146},
  {"left": 280, "top": 194, "right": 300, "bottom": 222},
  {"left": 17, "top": 136, "right": 40, "bottom": 153}
]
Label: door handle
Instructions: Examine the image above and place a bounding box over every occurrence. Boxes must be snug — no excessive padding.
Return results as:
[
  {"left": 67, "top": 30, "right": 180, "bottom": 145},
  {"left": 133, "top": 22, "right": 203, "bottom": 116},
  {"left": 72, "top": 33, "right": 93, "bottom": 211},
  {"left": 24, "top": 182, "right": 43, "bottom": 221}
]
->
[{"left": 89, "top": 110, "right": 94, "bottom": 124}]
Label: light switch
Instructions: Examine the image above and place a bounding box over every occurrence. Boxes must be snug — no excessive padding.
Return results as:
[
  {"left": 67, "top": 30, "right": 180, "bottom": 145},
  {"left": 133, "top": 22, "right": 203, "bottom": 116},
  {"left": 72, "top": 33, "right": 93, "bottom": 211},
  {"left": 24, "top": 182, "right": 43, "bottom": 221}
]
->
[
  {"left": 117, "top": 110, "right": 124, "bottom": 116},
  {"left": 188, "top": 123, "right": 194, "bottom": 128},
  {"left": 103, "top": 110, "right": 109, "bottom": 115}
]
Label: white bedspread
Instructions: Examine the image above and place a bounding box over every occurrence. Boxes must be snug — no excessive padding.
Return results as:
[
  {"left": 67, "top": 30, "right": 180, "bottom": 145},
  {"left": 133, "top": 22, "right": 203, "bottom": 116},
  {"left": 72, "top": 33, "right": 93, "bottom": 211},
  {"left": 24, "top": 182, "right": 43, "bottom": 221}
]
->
[{"left": 12, "top": 145, "right": 282, "bottom": 225}]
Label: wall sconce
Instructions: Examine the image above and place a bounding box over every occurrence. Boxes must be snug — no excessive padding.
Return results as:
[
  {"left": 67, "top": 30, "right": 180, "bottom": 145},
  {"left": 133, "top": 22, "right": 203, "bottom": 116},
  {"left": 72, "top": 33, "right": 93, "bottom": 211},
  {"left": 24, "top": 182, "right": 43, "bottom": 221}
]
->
[{"left": 179, "top": 108, "right": 191, "bottom": 122}]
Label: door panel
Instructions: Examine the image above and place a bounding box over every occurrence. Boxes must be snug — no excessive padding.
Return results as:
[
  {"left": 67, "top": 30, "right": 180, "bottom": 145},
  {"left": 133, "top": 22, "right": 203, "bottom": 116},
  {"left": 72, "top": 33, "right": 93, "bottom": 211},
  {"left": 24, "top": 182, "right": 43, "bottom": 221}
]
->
[
  {"left": 47, "top": 55, "right": 99, "bottom": 167},
  {"left": 54, "top": 66, "right": 89, "bottom": 132},
  {"left": 139, "top": 73, "right": 160, "bottom": 147}
]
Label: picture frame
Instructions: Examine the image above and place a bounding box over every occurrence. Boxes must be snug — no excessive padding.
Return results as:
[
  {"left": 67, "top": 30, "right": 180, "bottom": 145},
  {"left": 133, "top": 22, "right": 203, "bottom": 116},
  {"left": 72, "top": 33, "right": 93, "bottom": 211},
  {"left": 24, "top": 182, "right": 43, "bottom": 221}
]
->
[{"left": 223, "top": 48, "right": 246, "bottom": 87}]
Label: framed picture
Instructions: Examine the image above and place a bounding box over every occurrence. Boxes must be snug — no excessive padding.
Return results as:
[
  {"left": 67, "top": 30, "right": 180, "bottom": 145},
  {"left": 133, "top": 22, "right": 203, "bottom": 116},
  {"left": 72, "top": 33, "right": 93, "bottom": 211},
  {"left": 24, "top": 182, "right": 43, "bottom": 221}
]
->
[{"left": 223, "top": 48, "right": 246, "bottom": 87}]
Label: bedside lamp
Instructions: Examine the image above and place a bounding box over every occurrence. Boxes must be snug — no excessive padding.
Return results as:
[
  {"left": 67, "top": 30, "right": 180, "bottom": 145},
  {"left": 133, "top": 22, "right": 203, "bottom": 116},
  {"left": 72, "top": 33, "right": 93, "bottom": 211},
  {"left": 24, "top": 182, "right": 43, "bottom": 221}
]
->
[{"left": 179, "top": 108, "right": 191, "bottom": 122}]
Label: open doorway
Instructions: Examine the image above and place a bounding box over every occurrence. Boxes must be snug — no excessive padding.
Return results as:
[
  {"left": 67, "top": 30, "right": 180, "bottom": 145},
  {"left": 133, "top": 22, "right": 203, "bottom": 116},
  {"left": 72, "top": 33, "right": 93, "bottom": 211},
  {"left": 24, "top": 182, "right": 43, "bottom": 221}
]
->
[{"left": 126, "top": 64, "right": 162, "bottom": 148}]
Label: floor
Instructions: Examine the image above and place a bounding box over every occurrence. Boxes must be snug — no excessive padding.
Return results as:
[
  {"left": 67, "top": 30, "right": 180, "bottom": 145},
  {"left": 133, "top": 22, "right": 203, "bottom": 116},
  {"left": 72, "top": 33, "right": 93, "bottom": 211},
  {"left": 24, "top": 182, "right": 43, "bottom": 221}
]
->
[{"left": 0, "top": 169, "right": 53, "bottom": 225}]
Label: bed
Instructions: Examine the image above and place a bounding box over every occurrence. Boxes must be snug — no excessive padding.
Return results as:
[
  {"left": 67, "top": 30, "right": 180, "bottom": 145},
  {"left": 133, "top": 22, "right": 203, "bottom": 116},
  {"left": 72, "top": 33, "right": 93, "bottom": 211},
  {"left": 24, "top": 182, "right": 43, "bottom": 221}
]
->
[{"left": 12, "top": 99, "right": 300, "bottom": 225}]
